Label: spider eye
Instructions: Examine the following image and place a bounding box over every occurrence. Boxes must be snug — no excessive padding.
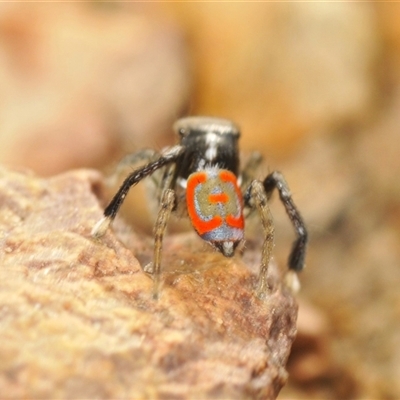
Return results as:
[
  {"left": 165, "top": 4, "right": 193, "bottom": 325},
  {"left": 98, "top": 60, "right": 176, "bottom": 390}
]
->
[
  {"left": 178, "top": 127, "right": 187, "bottom": 137},
  {"left": 174, "top": 116, "right": 240, "bottom": 138}
]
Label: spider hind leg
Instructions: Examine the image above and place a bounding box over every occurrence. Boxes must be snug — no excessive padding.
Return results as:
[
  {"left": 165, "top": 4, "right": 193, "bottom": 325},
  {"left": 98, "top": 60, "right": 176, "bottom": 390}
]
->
[
  {"left": 244, "top": 179, "right": 275, "bottom": 298},
  {"left": 150, "top": 188, "right": 175, "bottom": 299},
  {"left": 263, "top": 171, "right": 308, "bottom": 292},
  {"left": 263, "top": 171, "right": 308, "bottom": 273}
]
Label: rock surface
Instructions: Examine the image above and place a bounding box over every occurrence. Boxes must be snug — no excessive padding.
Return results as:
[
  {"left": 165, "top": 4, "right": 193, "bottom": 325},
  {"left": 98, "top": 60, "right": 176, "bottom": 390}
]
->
[{"left": 0, "top": 166, "right": 298, "bottom": 399}]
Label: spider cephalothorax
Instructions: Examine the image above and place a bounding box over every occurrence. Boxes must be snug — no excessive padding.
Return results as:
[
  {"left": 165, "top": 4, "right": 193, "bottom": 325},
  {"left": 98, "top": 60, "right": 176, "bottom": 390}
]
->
[{"left": 92, "top": 117, "right": 307, "bottom": 299}]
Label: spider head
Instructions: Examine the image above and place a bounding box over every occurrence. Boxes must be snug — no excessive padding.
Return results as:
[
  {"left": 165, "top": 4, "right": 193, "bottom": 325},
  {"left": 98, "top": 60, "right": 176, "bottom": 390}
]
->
[{"left": 174, "top": 116, "right": 241, "bottom": 178}]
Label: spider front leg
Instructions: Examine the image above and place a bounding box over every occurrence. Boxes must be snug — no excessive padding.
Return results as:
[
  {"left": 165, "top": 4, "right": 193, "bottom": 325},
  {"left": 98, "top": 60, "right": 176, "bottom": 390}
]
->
[
  {"left": 106, "top": 149, "right": 158, "bottom": 187},
  {"left": 263, "top": 171, "right": 308, "bottom": 291},
  {"left": 91, "top": 145, "right": 183, "bottom": 238},
  {"left": 244, "top": 180, "right": 275, "bottom": 298}
]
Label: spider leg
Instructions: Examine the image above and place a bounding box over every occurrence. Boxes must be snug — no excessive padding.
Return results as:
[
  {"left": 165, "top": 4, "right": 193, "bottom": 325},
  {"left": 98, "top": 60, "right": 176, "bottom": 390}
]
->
[
  {"left": 150, "top": 188, "right": 175, "bottom": 299},
  {"left": 106, "top": 149, "right": 159, "bottom": 187},
  {"left": 91, "top": 145, "right": 184, "bottom": 238},
  {"left": 244, "top": 180, "right": 275, "bottom": 298},
  {"left": 263, "top": 171, "right": 307, "bottom": 289}
]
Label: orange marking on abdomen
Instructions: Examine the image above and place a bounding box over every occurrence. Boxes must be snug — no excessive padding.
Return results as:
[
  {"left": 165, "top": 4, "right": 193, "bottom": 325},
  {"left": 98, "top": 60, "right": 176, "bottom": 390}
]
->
[
  {"left": 208, "top": 192, "right": 229, "bottom": 204},
  {"left": 219, "top": 169, "right": 236, "bottom": 184},
  {"left": 218, "top": 170, "right": 244, "bottom": 229},
  {"left": 226, "top": 214, "right": 244, "bottom": 229},
  {"left": 187, "top": 171, "right": 223, "bottom": 235}
]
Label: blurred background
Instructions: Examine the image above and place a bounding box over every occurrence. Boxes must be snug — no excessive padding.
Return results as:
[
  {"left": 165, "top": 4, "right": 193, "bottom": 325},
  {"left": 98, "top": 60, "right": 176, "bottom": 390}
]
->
[{"left": 1, "top": 2, "right": 399, "bottom": 398}]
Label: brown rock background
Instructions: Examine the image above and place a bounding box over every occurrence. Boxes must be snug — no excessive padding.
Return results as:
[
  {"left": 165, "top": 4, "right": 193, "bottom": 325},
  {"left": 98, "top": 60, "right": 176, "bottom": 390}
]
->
[
  {"left": 0, "top": 166, "right": 297, "bottom": 399},
  {"left": 1, "top": 2, "right": 400, "bottom": 398}
]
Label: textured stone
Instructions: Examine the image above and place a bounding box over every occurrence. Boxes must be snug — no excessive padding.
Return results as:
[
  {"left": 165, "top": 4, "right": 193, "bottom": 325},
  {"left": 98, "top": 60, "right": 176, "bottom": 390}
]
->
[{"left": 0, "top": 166, "right": 298, "bottom": 399}]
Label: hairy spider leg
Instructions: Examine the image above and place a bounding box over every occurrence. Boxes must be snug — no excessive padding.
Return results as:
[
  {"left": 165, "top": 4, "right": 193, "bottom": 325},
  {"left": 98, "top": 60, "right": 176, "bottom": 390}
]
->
[
  {"left": 91, "top": 145, "right": 184, "bottom": 238},
  {"left": 262, "top": 171, "right": 308, "bottom": 292},
  {"left": 151, "top": 188, "right": 175, "bottom": 299},
  {"left": 263, "top": 171, "right": 307, "bottom": 271},
  {"left": 244, "top": 180, "right": 275, "bottom": 298},
  {"left": 107, "top": 149, "right": 159, "bottom": 187}
]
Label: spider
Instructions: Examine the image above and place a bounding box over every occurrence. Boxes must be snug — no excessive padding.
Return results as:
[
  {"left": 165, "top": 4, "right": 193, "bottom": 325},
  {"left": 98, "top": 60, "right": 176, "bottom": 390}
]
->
[{"left": 92, "top": 117, "right": 307, "bottom": 299}]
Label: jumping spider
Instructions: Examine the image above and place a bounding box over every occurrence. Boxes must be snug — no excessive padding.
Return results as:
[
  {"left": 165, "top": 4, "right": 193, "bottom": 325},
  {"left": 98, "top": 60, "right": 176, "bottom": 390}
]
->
[{"left": 92, "top": 117, "right": 307, "bottom": 299}]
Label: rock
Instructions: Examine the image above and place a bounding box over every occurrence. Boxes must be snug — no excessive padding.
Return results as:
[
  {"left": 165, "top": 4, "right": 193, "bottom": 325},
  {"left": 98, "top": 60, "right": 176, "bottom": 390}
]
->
[{"left": 0, "top": 166, "right": 298, "bottom": 399}]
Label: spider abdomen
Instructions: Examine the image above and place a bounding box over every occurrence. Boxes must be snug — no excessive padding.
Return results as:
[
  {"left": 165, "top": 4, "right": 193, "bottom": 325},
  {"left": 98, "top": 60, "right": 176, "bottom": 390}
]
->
[{"left": 186, "top": 168, "right": 244, "bottom": 256}]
